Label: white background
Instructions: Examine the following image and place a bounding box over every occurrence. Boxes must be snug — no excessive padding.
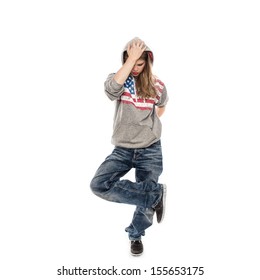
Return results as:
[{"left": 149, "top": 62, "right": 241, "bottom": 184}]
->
[{"left": 1, "top": 0, "right": 260, "bottom": 279}]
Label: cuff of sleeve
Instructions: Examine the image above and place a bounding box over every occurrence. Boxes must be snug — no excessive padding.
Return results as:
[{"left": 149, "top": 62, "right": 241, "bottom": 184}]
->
[{"left": 111, "top": 77, "right": 124, "bottom": 91}]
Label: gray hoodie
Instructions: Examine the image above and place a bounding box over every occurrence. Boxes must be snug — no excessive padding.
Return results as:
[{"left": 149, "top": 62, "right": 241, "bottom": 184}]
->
[{"left": 104, "top": 38, "right": 168, "bottom": 148}]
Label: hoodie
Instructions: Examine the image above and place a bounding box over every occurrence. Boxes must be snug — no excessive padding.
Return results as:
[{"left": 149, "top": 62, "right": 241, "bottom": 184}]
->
[{"left": 104, "top": 38, "right": 169, "bottom": 148}]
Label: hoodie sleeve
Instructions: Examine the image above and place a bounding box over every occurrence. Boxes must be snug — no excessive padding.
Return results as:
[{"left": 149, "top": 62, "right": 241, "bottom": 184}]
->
[
  {"left": 156, "top": 84, "right": 169, "bottom": 107},
  {"left": 104, "top": 73, "right": 125, "bottom": 101}
]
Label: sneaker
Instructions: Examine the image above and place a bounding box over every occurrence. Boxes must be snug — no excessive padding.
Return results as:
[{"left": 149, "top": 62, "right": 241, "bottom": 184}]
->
[
  {"left": 154, "top": 184, "right": 167, "bottom": 223},
  {"left": 130, "top": 240, "right": 143, "bottom": 256}
]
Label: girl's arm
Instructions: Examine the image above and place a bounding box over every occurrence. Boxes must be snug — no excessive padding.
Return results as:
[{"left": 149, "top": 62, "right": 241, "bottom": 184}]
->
[
  {"left": 156, "top": 106, "right": 166, "bottom": 118},
  {"left": 113, "top": 40, "right": 146, "bottom": 85}
]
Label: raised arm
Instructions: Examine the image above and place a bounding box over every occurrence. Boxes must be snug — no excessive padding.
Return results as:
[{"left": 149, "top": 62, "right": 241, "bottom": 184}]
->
[{"left": 113, "top": 39, "right": 146, "bottom": 85}]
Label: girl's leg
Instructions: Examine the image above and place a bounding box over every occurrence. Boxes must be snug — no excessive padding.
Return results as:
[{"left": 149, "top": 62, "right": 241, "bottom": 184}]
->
[
  {"left": 90, "top": 145, "right": 162, "bottom": 209},
  {"left": 125, "top": 141, "right": 163, "bottom": 240}
]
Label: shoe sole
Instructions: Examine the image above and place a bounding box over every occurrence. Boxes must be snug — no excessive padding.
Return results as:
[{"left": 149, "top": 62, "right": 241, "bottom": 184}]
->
[
  {"left": 158, "top": 184, "right": 167, "bottom": 223},
  {"left": 131, "top": 251, "right": 143, "bottom": 257},
  {"left": 130, "top": 241, "right": 143, "bottom": 256}
]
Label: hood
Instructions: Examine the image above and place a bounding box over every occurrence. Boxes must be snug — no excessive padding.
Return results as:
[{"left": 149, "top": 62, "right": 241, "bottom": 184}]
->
[{"left": 121, "top": 37, "right": 154, "bottom": 64}]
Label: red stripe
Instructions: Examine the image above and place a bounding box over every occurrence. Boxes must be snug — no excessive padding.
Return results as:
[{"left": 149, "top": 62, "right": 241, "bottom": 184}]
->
[
  {"left": 155, "top": 79, "right": 165, "bottom": 87},
  {"left": 155, "top": 86, "right": 163, "bottom": 93},
  {"left": 122, "top": 92, "right": 156, "bottom": 104}
]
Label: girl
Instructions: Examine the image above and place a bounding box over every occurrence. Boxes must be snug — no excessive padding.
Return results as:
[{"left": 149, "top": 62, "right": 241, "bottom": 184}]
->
[{"left": 90, "top": 37, "right": 168, "bottom": 256}]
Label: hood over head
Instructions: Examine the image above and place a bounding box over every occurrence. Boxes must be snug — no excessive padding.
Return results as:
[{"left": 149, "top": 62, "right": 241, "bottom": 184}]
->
[{"left": 121, "top": 37, "right": 154, "bottom": 64}]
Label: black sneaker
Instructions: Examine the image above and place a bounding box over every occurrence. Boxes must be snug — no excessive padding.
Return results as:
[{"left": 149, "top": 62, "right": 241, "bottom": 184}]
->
[
  {"left": 154, "top": 184, "right": 167, "bottom": 223},
  {"left": 130, "top": 240, "right": 143, "bottom": 256}
]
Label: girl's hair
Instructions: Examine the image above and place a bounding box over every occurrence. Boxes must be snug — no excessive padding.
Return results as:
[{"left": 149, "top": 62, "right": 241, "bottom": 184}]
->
[{"left": 123, "top": 51, "right": 157, "bottom": 99}]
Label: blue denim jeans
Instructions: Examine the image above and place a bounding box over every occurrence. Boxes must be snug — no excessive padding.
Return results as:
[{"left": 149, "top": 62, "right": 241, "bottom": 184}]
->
[{"left": 90, "top": 140, "right": 163, "bottom": 240}]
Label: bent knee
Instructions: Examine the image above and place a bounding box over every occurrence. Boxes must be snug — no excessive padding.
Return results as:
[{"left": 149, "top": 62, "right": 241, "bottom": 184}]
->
[
  {"left": 90, "top": 177, "right": 107, "bottom": 196},
  {"left": 90, "top": 177, "right": 98, "bottom": 193}
]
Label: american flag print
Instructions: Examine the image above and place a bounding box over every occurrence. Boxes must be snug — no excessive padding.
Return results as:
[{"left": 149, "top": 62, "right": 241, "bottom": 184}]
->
[
  {"left": 124, "top": 76, "right": 136, "bottom": 94},
  {"left": 121, "top": 76, "right": 164, "bottom": 111}
]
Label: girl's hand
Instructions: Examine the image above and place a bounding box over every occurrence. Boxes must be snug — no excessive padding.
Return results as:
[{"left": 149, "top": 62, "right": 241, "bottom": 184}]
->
[
  {"left": 127, "top": 39, "right": 146, "bottom": 62},
  {"left": 156, "top": 106, "right": 166, "bottom": 118}
]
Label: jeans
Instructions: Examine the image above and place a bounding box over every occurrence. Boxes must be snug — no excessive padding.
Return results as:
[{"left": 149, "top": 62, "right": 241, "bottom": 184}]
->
[{"left": 90, "top": 140, "right": 163, "bottom": 240}]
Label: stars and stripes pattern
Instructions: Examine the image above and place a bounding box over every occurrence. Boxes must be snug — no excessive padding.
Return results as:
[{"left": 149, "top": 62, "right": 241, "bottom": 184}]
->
[
  {"left": 120, "top": 76, "right": 165, "bottom": 111},
  {"left": 124, "top": 76, "right": 135, "bottom": 95}
]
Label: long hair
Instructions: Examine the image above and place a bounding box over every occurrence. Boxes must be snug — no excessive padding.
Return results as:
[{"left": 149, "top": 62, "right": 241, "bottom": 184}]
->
[{"left": 123, "top": 51, "right": 157, "bottom": 99}]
